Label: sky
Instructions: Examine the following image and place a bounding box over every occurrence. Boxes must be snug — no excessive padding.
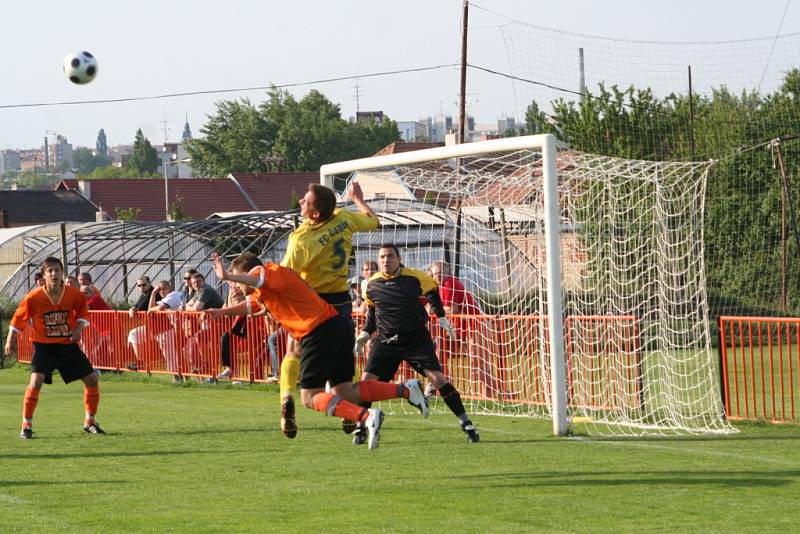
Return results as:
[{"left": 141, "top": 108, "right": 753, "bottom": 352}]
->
[{"left": 1, "top": 0, "right": 798, "bottom": 150}]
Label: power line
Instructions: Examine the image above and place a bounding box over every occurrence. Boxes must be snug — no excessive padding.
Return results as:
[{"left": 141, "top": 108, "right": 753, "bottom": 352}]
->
[{"left": 0, "top": 64, "right": 458, "bottom": 110}]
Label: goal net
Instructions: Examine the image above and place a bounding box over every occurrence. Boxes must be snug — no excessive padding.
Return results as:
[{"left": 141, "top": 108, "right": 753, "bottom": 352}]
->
[{"left": 322, "top": 135, "right": 734, "bottom": 436}]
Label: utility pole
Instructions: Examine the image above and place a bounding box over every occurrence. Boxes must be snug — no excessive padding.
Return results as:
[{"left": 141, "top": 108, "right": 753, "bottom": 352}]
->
[
  {"left": 160, "top": 117, "right": 170, "bottom": 146},
  {"left": 352, "top": 78, "right": 363, "bottom": 114},
  {"left": 458, "top": 0, "right": 469, "bottom": 144}
]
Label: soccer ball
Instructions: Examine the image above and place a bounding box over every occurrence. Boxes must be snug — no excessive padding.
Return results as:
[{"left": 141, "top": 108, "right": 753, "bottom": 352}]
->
[{"left": 63, "top": 50, "right": 98, "bottom": 84}]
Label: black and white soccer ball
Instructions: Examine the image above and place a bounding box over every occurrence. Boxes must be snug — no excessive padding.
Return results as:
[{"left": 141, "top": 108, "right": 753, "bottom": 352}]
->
[{"left": 63, "top": 50, "right": 98, "bottom": 84}]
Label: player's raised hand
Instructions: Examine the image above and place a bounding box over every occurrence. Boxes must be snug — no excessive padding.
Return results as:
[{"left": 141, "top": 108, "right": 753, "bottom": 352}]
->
[
  {"left": 349, "top": 180, "right": 364, "bottom": 202},
  {"left": 211, "top": 253, "right": 228, "bottom": 281}
]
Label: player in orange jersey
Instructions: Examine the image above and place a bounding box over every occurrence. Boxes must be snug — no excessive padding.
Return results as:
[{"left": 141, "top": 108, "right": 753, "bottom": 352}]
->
[
  {"left": 203, "top": 252, "right": 428, "bottom": 450},
  {"left": 4, "top": 256, "right": 105, "bottom": 439}
]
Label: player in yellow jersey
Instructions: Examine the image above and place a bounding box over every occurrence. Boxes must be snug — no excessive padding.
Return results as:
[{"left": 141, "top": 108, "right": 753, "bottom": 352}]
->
[{"left": 277, "top": 181, "right": 379, "bottom": 438}]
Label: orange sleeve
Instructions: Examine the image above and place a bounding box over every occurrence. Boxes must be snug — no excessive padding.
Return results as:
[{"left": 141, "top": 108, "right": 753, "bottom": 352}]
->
[{"left": 9, "top": 293, "right": 32, "bottom": 332}]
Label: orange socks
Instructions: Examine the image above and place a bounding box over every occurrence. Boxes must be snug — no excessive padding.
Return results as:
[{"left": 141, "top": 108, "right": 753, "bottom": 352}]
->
[
  {"left": 312, "top": 392, "right": 369, "bottom": 423},
  {"left": 358, "top": 380, "right": 405, "bottom": 402},
  {"left": 22, "top": 386, "right": 39, "bottom": 427},
  {"left": 83, "top": 385, "right": 100, "bottom": 424}
]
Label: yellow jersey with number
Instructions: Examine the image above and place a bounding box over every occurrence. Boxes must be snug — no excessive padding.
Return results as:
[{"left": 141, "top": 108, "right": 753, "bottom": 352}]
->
[{"left": 281, "top": 208, "right": 378, "bottom": 293}]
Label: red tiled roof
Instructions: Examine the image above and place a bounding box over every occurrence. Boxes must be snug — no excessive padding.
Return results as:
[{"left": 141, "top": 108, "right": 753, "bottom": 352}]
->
[{"left": 56, "top": 173, "right": 317, "bottom": 221}]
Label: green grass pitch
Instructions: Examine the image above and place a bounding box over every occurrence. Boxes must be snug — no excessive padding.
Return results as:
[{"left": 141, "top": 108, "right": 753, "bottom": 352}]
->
[{"left": 1, "top": 365, "right": 799, "bottom": 532}]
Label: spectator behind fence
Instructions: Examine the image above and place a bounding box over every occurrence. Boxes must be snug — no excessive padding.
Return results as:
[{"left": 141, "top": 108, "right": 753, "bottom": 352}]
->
[
  {"left": 33, "top": 272, "right": 45, "bottom": 288},
  {"left": 78, "top": 272, "right": 101, "bottom": 297},
  {"left": 66, "top": 275, "right": 79, "bottom": 288},
  {"left": 128, "top": 277, "right": 156, "bottom": 315},
  {"left": 184, "top": 273, "right": 224, "bottom": 311},
  {"left": 428, "top": 261, "right": 482, "bottom": 316},
  {"left": 358, "top": 261, "right": 378, "bottom": 313},
  {"left": 81, "top": 285, "right": 112, "bottom": 311},
  {"left": 181, "top": 269, "right": 198, "bottom": 307},
  {"left": 127, "top": 280, "right": 183, "bottom": 381}
]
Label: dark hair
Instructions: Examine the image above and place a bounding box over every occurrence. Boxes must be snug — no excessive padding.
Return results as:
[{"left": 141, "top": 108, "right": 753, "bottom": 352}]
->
[
  {"left": 78, "top": 271, "right": 93, "bottom": 283},
  {"left": 308, "top": 183, "right": 336, "bottom": 221},
  {"left": 362, "top": 261, "right": 378, "bottom": 271},
  {"left": 378, "top": 244, "right": 400, "bottom": 258},
  {"left": 231, "top": 253, "right": 262, "bottom": 273},
  {"left": 41, "top": 256, "right": 64, "bottom": 274}
]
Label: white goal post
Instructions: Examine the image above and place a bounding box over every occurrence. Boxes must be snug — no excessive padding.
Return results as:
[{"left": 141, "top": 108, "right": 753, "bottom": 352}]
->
[{"left": 321, "top": 134, "right": 732, "bottom": 437}]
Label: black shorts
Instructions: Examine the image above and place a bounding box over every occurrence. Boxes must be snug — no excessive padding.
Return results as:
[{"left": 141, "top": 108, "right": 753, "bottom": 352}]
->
[
  {"left": 299, "top": 315, "right": 355, "bottom": 389},
  {"left": 30, "top": 342, "right": 95, "bottom": 385},
  {"left": 364, "top": 334, "right": 442, "bottom": 382},
  {"left": 319, "top": 292, "right": 354, "bottom": 329}
]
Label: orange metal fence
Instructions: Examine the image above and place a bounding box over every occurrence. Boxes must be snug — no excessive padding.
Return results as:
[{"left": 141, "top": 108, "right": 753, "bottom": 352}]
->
[
  {"left": 720, "top": 316, "right": 800, "bottom": 423},
  {"left": 15, "top": 311, "right": 639, "bottom": 405}
]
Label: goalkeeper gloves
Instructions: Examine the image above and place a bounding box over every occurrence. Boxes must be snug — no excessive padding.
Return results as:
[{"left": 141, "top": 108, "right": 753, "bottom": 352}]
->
[
  {"left": 354, "top": 330, "right": 371, "bottom": 354},
  {"left": 438, "top": 317, "right": 455, "bottom": 338}
]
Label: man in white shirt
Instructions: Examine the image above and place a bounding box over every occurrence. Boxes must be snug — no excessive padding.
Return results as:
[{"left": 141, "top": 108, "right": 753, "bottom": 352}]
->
[{"left": 127, "top": 281, "right": 184, "bottom": 380}]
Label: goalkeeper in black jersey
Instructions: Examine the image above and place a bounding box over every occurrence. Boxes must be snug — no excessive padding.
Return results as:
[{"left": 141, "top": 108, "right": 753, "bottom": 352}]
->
[{"left": 352, "top": 243, "right": 479, "bottom": 444}]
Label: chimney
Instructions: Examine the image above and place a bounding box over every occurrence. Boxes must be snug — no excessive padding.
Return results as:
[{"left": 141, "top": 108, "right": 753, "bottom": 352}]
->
[
  {"left": 96, "top": 206, "right": 108, "bottom": 222},
  {"left": 77, "top": 179, "right": 91, "bottom": 198}
]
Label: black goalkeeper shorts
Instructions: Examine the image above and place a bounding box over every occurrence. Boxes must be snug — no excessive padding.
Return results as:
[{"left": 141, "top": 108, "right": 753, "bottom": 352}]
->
[{"left": 364, "top": 334, "right": 442, "bottom": 382}]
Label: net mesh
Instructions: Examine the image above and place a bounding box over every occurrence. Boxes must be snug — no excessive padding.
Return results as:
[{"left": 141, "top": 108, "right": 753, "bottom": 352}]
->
[{"left": 345, "top": 143, "right": 733, "bottom": 436}]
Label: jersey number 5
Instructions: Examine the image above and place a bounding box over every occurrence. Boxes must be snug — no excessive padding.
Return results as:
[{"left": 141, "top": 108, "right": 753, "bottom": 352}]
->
[{"left": 331, "top": 238, "right": 346, "bottom": 270}]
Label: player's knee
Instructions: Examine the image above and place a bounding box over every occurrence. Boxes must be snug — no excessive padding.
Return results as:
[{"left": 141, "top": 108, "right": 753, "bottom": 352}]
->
[
  {"left": 83, "top": 371, "right": 99, "bottom": 387},
  {"left": 300, "top": 389, "right": 318, "bottom": 409},
  {"left": 428, "top": 371, "right": 448, "bottom": 389}
]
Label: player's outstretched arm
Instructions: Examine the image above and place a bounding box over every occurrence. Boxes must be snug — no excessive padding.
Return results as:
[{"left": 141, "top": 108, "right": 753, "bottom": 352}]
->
[{"left": 212, "top": 253, "right": 260, "bottom": 288}]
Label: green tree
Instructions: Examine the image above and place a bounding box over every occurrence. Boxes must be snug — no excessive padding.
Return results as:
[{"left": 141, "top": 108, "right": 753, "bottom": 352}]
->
[
  {"left": 9, "top": 171, "right": 58, "bottom": 189},
  {"left": 73, "top": 147, "right": 111, "bottom": 174},
  {"left": 115, "top": 207, "right": 141, "bottom": 220},
  {"left": 169, "top": 197, "right": 191, "bottom": 221},
  {"left": 96, "top": 128, "right": 108, "bottom": 157},
  {"left": 186, "top": 98, "right": 274, "bottom": 176},
  {"left": 80, "top": 165, "right": 157, "bottom": 179},
  {"left": 187, "top": 88, "right": 400, "bottom": 175},
  {"left": 126, "top": 129, "right": 160, "bottom": 177}
]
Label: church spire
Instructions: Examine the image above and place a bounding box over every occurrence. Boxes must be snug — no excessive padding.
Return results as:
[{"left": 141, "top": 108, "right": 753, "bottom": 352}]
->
[{"left": 182, "top": 110, "right": 192, "bottom": 141}]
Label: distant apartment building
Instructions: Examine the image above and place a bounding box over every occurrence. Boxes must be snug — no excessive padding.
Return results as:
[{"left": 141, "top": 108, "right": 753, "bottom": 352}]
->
[
  {"left": 0, "top": 150, "right": 21, "bottom": 175},
  {"left": 108, "top": 145, "right": 133, "bottom": 168},
  {"left": 396, "top": 121, "right": 429, "bottom": 142},
  {"left": 356, "top": 111, "right": 385, "bottom": 125},
  {"left": 19, "top": 149, "right": 45, "bottom": 172},
  {"left": 158, "top": 142, "right": 194, "bottom": 179},
  {"left": 47, "top": 135, "right": 73, "bottom": 169},
  {"left": 497, "top": 117, "right": 517, "bottom": 135}
]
